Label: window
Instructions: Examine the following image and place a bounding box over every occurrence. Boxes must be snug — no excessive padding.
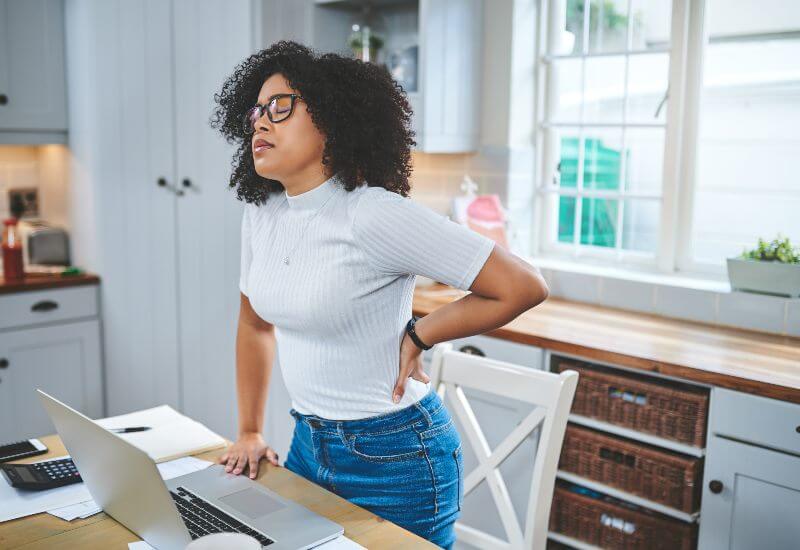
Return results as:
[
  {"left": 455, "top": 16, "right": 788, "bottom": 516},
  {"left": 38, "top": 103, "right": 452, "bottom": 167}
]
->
[
  {"left": 534, "top": 0, "right": 800, "bottom": 276},
  {"left": 682, "top": 0, "right": 800, "bottom": 271}
]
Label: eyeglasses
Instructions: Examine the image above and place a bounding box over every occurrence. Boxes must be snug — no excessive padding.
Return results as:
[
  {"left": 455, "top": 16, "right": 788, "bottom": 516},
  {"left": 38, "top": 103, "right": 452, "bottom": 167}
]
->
[{"left": 243, "top": 93, "right": 304, "bottom": 133}]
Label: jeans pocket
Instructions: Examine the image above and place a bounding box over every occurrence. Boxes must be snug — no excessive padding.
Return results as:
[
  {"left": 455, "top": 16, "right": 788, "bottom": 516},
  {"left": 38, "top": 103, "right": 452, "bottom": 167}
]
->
[
  {"left": 453, "top": 444, "right": 463, "bottom": 511},
  {"left": 346, "top": 424, "right": 427, "bottom": 463}
]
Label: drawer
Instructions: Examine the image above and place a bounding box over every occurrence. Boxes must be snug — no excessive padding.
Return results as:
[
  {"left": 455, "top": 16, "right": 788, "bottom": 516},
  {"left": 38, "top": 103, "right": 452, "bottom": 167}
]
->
[
  {"left": 710, "top": 387, "right": 800, "bottom": 456},
  {"left": 422, "top": 334, "right": 544, "bottom": 370},
  {"left": 0, "top": 285, "right": 99, "bottom": 330}
]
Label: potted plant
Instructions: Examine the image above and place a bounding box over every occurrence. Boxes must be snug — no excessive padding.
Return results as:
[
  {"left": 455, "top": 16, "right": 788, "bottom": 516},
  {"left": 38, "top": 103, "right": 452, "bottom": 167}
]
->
[
  {"left": 727, "top": 234, "right": 800, "bottom": 297},
  {"left": 348, "top": 24, "right": 384, "bottom": 63}
]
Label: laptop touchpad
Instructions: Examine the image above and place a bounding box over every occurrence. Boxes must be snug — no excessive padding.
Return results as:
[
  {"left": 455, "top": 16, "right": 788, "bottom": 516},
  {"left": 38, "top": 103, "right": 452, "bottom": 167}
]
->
[{"left": 218, "top": 488, "right": 286, "bottom": 519}]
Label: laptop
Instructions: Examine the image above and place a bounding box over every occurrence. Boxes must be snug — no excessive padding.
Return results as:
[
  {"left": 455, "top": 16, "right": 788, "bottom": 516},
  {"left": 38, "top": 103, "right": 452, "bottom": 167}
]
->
[{"left": 36, "top": 389, "right": 344, "bottom": 550}]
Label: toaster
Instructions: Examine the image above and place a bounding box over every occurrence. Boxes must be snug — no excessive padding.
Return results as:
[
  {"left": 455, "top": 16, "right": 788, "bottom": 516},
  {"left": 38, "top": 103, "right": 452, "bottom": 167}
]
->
[{"left": 18, "top": 220, "right": 71, "bottom": 267}]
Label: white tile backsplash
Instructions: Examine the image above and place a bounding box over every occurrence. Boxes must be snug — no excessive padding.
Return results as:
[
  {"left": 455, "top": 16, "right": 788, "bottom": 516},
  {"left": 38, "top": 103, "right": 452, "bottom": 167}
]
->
[
  {"left": 654, "top": 284, "right": 718, "bottom": 324},
  {"left": 543, "top": 269, "right": 601, "bottom": 304},
  {"left": 598, "top": 276, "right": 656, "bottom": 314},
  {"left": 787, "top": 300, "right": 800, "bottom": 337},
  {"left": 711, "top": 289, "right": 788, "bottom": 334},
  {"left": 538, "top": 265, "right": 795, "bottom": 336}
]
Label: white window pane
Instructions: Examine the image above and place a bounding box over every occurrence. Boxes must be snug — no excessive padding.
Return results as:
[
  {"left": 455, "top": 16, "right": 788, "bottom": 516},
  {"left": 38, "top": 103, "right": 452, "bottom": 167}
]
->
[
  {"left": 631, "top": 0, "right": 672, "bottom": 50},
  {"left": 624, "top": 128, "right": 664, "bottom": 194},
  {"left": 551, "top": 58, "right": 583, "bottom": 122},
  {"left": 564, "top": 0, "right": 672, "bottom": 54},
  {"left": 582, "top": 128, "right": 624, "bottom": 191},
  {"left": 622, "top": 199, "right": 660, "bottom": 253},
  {"left": 553, "top": 128, "right": 624, "bottom": 191},
  {"left": 691, "top": 0, "right": 800, "bottom": 266},
  {"left": 584, "top": 56, "right": 626, "bottom": 123},
  {"left": 627, "top": 53, "right": 669, "bottom": 123}
]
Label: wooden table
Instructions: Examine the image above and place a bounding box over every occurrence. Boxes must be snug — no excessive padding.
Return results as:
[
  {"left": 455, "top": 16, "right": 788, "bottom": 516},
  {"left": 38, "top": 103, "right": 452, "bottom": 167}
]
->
[
  {"left": 413, "top": 284, "right": 800, "bottom": 404},
  {"left": 0, "top": 435, "right": 434, "bottom": 549}
]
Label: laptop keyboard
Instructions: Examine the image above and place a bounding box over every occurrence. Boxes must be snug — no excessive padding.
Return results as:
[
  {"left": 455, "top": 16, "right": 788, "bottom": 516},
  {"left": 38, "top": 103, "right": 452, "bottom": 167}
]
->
[{"left": 170, "top": 486, "right": 274, "bottom": 546}]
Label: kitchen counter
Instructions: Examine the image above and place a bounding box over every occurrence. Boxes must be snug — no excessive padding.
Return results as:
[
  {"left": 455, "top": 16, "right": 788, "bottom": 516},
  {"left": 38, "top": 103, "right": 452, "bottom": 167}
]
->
[
  {"left": 0, "top": 271, "right": 100, "bottom": 295},
  {"left": 413, "top": 284, "right": 800, "bottom": 404}
]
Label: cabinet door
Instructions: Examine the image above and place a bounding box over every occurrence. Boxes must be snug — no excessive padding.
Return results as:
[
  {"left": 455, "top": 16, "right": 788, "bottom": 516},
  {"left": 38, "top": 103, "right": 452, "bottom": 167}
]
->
[
  {"left": 172, "top": 0, "right": 253, "bottom": 440},
  {"left": 698, "top": 435, "right": 800, "bottom": 550},
  {"left": 0, "top": 0, "right": 67, "bottom": 132},
  {"left": 64, "top": 0, "right": 182, "bottom": 415},
  {"left": 0, "top": 320, "right": 103, "bottom": 442},
  {"left": 418, "top": 0, "right": 482, "bottom": 152}
]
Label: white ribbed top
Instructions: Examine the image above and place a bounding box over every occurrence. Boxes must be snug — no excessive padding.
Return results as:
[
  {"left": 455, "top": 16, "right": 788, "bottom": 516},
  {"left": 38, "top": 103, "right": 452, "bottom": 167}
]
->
[{"left": 240, "top": 172, "right": 495, "bottom": 420}]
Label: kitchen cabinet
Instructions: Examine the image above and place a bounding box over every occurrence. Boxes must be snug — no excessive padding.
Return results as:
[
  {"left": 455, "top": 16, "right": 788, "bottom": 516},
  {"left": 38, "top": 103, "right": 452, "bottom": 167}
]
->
[
  {"left": 0, "top": 286, "right": 103, "bottom": 442},
  {"left": 263, "top": 0, "right": 483, "bottom": 153},
  {"left": 698, "top": 388, "right": 800, "bottom": 549},
  {"left": 66, "top": 0, "right": 254, "bottom": 440},
  {"left": 0, "top": 0, "right": 68, "bottom": 144}
]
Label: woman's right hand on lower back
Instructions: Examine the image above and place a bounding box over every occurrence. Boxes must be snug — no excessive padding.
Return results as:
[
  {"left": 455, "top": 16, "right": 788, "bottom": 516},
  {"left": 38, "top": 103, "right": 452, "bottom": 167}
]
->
[{"left": 217, "top": 431, "right": 280, "bottom": 479}]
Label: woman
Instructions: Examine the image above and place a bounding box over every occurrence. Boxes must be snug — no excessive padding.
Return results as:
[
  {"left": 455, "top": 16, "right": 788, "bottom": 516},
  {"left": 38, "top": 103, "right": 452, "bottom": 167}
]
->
[{"left": 210, "top": 41, "right": 549, "bottom": 548}]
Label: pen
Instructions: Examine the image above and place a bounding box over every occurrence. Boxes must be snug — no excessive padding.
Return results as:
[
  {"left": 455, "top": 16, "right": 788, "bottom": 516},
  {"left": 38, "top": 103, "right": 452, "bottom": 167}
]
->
[{"left": 110, "top": 427, "right": 152, "bottom": 433}]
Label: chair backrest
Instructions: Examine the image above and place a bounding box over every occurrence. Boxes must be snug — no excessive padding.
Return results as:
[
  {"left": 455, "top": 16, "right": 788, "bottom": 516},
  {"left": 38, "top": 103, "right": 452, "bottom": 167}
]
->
[{"left": 428, "top": 342, "right": 578, "bottom": 550}]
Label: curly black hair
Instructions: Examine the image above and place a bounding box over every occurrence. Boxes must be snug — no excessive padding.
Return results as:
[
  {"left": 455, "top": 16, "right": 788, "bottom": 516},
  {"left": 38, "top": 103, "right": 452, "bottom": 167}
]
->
[{"left": 209, "top": 40, "right": 416, "bottom": 205}]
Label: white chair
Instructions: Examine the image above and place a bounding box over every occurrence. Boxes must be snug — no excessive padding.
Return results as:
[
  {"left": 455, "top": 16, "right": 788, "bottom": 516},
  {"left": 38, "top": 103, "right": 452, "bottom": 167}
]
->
[{"left": 428, "top": 342, "right": 579, "bottom": 550}]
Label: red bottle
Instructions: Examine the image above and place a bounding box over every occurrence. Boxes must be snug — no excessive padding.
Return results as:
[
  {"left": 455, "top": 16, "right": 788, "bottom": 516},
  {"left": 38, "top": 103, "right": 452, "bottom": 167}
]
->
[{"left": 2, "top": 218, "right": 24, "bottom": 281}]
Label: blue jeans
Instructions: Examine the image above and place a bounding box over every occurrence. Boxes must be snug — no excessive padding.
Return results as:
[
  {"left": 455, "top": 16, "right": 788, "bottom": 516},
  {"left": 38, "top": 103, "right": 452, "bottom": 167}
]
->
[{"left": 284, "top": 389, "right": 463, "bottom": 549}]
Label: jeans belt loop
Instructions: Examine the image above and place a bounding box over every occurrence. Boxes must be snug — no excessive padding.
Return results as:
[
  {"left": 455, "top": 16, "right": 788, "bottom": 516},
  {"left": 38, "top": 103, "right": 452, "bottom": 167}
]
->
[{"left": 413, "top": 400, "right": 433, "bottom": 428}]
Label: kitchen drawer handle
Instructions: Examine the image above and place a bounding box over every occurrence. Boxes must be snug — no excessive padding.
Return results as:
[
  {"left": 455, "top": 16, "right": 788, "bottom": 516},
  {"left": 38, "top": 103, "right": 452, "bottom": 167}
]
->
[
  {"left": 0, "top": 94, "right": 8, "bottom": 105},
  {"left": 709, "top": 480, "right": 724, "bottom": 494},
  {"left": 0, "top": 358, "right": 8, "bottom": 368},
  {"left": 31, "top": 300, "right": 59, "bottom": 312}
]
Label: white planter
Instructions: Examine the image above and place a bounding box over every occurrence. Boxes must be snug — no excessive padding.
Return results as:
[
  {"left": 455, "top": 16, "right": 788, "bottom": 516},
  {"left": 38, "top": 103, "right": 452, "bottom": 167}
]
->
[{"left": 726, "top": 258, "right": 800, "bottom": 298}]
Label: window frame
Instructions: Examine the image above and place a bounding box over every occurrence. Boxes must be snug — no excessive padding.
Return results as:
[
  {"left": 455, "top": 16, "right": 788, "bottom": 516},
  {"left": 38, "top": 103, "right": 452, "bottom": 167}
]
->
[{"left": 533, "top": 0, "right": 714, "bottom": 276}]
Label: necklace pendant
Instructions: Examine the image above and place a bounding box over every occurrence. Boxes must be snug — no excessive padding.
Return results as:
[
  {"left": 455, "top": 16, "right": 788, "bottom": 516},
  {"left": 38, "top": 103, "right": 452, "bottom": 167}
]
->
[{"left": 282, "top": 256, "right": 290, "bottom": 265}]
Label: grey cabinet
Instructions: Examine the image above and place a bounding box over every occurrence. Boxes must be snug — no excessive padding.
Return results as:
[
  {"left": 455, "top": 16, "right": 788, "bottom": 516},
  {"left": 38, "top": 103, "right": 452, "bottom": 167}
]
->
[
  {"left": 698, "top": 388, "right": 800, "bottom": 549},
  {"left": 0, "top": 287, "right": 103, "bottom": 442},
  {"left": 66, "top": 0, "right": 253, "bottom": 440},
  {"left": 0, "top": 0, "right": 68, "bottom": 143}
]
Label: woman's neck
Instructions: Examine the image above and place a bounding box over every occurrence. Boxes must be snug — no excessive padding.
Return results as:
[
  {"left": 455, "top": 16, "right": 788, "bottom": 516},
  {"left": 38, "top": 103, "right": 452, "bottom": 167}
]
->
[{"left": 282, "top": 166, "right": 333, "bottom": 197}]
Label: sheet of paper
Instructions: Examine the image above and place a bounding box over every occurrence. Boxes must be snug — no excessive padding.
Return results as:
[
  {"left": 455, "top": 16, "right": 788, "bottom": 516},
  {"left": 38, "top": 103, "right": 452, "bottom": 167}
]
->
[
  {"left": 46, "top": 456, "right": 213, "bottom": 521},
  {"left": 0, "top": 455, "right": 92, "bottom": 523},
  {"left": 128, "top": 534, "right": 366, "bottom": 550},
  {"left": 95, "top": 405, "right": 227, "bottom": 463}
]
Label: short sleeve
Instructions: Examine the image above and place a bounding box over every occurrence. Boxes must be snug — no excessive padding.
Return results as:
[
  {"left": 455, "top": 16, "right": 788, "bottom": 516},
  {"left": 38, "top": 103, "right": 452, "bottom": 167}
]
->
[
  {"left": 352, "top": 189, "right": 495, "bottom": 290},
  {"left": 239, "top": 203, "right": 253, "bottom": 296}
]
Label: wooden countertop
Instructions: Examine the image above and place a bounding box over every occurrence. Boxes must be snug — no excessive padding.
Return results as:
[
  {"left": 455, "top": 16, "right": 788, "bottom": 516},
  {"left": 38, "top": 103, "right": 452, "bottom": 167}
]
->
[
  {"left": 413, "top": 284, "right": 800, "bottom": 404},
  {"left": 0, "top": 435, "right": 434, "bottom": 549},
  {"left": 0, "top": 272, "right": 100, "bottom": 295}
]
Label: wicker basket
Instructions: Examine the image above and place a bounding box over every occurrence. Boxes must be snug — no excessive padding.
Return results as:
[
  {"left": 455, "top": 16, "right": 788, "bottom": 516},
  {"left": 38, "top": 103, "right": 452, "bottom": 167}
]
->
[
  {"left": 559, "top": 424, "right": 704, "bottom": 513},
  {"left": 554, "top": 357, "right": 709, "bottom": 447},
  {"left": 549, "top": 482, "right": 698, "bottom": 550}
]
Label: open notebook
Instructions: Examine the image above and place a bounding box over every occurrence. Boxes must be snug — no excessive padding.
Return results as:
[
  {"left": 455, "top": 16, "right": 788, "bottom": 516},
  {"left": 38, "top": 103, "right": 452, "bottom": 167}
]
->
[{"left": 95, "top": 405, "right": 227, "bottom": 463}]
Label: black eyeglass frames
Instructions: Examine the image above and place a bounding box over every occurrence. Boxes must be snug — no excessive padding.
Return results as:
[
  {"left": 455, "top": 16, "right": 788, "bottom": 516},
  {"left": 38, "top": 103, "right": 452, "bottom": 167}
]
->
[{"left": 243, "top": 93, "right": 304, "bottom": 133}]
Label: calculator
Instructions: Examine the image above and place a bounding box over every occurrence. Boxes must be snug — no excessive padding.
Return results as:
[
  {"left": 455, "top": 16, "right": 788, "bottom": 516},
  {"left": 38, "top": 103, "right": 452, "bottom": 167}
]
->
[{"left": 0, "top": 457, "right": 83, "bottom": 491}]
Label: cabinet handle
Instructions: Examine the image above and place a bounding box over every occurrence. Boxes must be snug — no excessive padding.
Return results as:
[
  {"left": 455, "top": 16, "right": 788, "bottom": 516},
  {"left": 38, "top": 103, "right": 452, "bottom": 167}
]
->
[
  {"left": 31, "top": 300, "right": 59, "bottom": 312},
  {"left": 0, "top": 358, "right": 8, "bottom": 368},
  {"left": 796, "top": 425, "right": 800, "bottom": 434},
  {"left": 157, "top": 177, "right": 184, "bottom": 196},
  {"left": 0, "top": 93, "right": 7, "bottom": 105},
  {"left": 458, "top": 345, "right": 485, "bottom": 357},
  {"left": 709, "top": 479, "right": 724, "bottom": 494},
  {"left": 182, "top": 178, "right": 192, "bottom": 188}
]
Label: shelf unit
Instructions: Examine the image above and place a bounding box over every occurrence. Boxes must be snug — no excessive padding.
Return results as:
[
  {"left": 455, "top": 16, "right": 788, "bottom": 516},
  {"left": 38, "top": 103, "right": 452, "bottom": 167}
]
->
[
  {"left": 546, "top": 350, "right": 705, "bottom": 549},
  {"left": 555, "top": 470, "right": 700, "bottom": 523},
  {"left": 567, "top": 413, "right": 705, "bottom": 458}
]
